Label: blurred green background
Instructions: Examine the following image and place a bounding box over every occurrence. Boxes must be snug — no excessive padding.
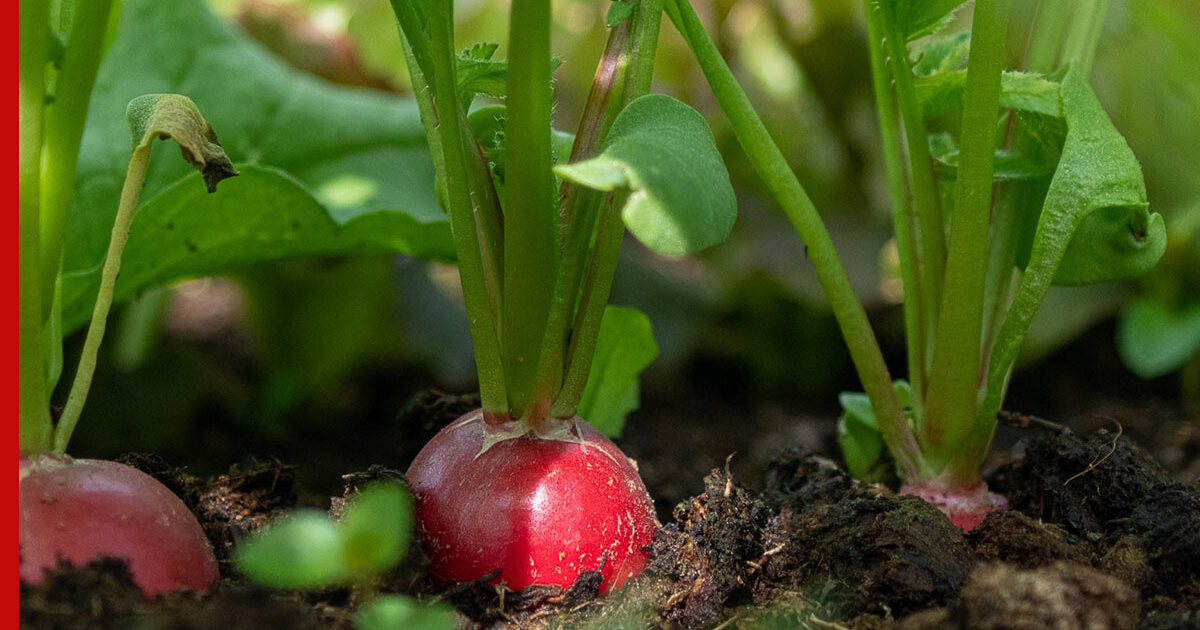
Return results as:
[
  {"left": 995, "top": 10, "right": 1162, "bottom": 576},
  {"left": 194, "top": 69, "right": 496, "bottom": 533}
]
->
[{"left": 64, "top": 0, "right": 1200, "bottom": 484}]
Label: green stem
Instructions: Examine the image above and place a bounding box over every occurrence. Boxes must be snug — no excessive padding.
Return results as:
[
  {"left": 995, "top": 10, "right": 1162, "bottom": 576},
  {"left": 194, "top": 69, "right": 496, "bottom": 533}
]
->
[
  {"left": 553, "top": 195, "right": 626, "bottom": 417},
  {"left": 879, "top": 1, "right": 944, "bottom": 362},
  {"left": 922, "top": 0, "right": 1009, "bottom": 476},
  {"left": 537, "top": 18, "right": 633, "bottom": 421},
  {"left": 39, "top": 0, "right": 116, "bottom": 314},
  {"left": 54, "top": 143, "right": 151, "bottom": 453},
  {"left": 392, "top": 2, "right": 508, "bottom": 414},
  {"left": 503, "top": 0, "right": 559, "bottom": 422},
  {"left": 19, "top": 0, "right": 53, "bottom": 456},
  {"left": 666, "top": 0, "right": 923, "bottom": 478},
  {"left": 550, "top": 0, "right": 663, "bottom": 419},
  {"left": 864, "top": 1, "right": 926, "bottom": 414}
]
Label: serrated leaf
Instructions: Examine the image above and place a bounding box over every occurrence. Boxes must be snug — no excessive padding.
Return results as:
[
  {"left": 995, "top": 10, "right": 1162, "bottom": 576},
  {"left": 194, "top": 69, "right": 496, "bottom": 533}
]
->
[
  {"left": 888, "top": 0, "right": 967, "bottom": 41},
  {"left": 341, "top": 482, "right": 413, "bottom": 576},
  {"left": 1116, "top": 298, "right": 1200, "bottom": 379},
  {"left": 911, "top": 31, "right": 970, "bottom": 76},
  {"left": 555, "top": 94, "right": 736, "bottom": 256},
  {"left": 916, "top": 71, "right": 1062, "bottom": 120},
  {"left": 235, "top": 512, "right": 349, "bottom": 590},
  {"left": 62, "top": 0, "right": 450, "bottom": 334},
  {"left": 356, "top": 595, "right": 457, "bottom": 630},
  {"left": 455, "top": 43, "right": 564, "bottom": 109},
  {"left": 577, "top": 306, "right": 659, "bottom": 437}
]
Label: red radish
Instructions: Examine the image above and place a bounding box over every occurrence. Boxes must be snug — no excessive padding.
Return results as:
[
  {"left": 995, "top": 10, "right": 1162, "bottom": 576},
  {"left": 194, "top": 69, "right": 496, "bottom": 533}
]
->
[
  {"left": 406, "top": 410, "right": 656, "bottom": 593},
  {"left": 19, "top": 454, "right": 219, "bottom": 596},
  {"left": 901, "top": 479, "right": 1008, "bottom": 532}
]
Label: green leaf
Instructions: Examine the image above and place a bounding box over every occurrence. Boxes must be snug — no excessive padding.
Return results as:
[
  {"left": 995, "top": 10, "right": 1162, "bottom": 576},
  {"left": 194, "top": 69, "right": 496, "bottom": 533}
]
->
[
  {"left": 836, "top": 381, "right": 911, "bottom": 483},
  {"left": 916, "top": 71, "right": 1062, "bottom": 120},
  {"left": 356, "top": 595, "right": 457, "bottom": 630},
  {"left": 577, "top": 306, "right": 659, "bottom": 438},
  {"left": 911, "top": 31, "right": 970, "bottom": 76},
  {"left": 555, "top": 94, "right": 737, "bottom": 256},
  {"left": 984, "top": 69, "right": 1166, "bottom": 414},
  {"left": 235, "top": 511, "right": 349, "bottom": 590},
  {"left": 1116, "top": 298, "right": 1200, "bottom": 379},
  {"left": 62, "top": 0, "right": 449, "bottom": 334},
  {"left": 341, "top": 482, "right": 414, "bottom": 577},
  {"left": 61, "top": 166, "right": 453, "bottom": 332},
  {"left": 455, "top": 42, "right": 564, "bottom": 110},
  {"left": 929, "top": 132, "right": 1056, "bottom": 182},
  {"left": 465, "top": 105, "right": 575, "bottom": 200},
  {"left": 887, "top": 0, "right": 967, "bottom": 41}
]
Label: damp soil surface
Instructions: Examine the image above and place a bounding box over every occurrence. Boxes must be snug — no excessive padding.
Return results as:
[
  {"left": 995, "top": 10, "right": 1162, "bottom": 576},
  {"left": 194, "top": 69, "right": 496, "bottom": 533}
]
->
[{"left": 20, "top": 387, "right": 1200, "bottom": 629}]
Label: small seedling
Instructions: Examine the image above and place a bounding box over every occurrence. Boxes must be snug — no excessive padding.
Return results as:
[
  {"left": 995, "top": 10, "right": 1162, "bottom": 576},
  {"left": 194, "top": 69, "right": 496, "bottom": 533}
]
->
[
  {"left": 664, "top": 0, "right": 1166, "bottom": 529},
  {"left": 390, "top": 0, "right": 736, "bottom": 591},
  {"left": 235, "top": 482, "right": 455, "bottom": 630},
  {"left": 19, "top": 1, "right": 235, "bottom": 594}
]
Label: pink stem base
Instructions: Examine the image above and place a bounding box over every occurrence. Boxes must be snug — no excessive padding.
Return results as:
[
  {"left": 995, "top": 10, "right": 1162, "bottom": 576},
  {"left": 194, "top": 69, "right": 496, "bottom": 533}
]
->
[{"left": 901, "top": 479, "right": 1008, "bottom": 532}]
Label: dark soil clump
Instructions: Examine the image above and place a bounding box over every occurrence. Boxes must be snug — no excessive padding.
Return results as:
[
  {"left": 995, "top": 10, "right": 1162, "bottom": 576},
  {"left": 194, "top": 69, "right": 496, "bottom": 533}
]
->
[
  {"left": 19, "top": 558, "right": 144, "bottom": 630},
  {"left": 760, "top": 458, "right": 974, "bottom": 618},
  {"left": 649, "top": 465, "right": 774, "bottom": 627}
]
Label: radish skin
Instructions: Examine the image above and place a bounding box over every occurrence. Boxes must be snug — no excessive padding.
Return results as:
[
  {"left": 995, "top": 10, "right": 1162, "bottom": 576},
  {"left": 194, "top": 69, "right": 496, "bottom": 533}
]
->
[
  {"left": 406, "top": 410, "right": 656, "bottom": 593},
  {"left": 19, "top": 455, "right": 219, "bottom": 596}
]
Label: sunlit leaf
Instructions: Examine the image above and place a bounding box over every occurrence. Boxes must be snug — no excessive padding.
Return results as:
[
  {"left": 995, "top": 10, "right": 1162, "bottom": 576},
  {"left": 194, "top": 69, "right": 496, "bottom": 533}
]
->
[
  {"left": 556, "top": 94, "right": 737, "bottom": 256},
  {"left": 356, "top": 595, "right": 457, "bottom": 630},
  {"left": 341, "top": 482, "right": 414, "bottom": 577},
  {"left": 235, "top": 512, "right": 349, "bottom": 590}
]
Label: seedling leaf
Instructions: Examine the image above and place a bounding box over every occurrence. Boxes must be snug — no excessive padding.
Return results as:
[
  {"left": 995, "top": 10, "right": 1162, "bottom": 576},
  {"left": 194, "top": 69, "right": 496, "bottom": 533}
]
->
[
  {"left": 235, "top": 512, "right": 349, "bottom": 589},
  {"left": 1116, "top": 298, "right": 1200, "bottom": 379},
  {"left": 886, "top": 0, "right": 968, "bottom": 41},
  {"left": 356, "top": 595, "right": 457, "bottom": 630},
  {"left": 837, "top": 381, "right": 911, "bottom": 482},
  {"left": 578, "top": 306, "right": 659, "bottom": 437},
  {"left": 126, "top": 94, "right": 238, "bottom": 192},
  {"left": 341, "top": 482, "right": 413, "bottom": 577},
  {"left": 555, "top": 94, "right": 736, "bottom": 256}
]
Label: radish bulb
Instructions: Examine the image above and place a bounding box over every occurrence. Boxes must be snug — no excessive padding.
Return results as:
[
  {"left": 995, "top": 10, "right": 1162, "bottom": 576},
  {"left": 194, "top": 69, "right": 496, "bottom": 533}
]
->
[
  {"left": 406, "top": 410, "right": 656, "bottom": 593},
  {"left": 19, "top": 454, "right": 219, "bottom": 596}
]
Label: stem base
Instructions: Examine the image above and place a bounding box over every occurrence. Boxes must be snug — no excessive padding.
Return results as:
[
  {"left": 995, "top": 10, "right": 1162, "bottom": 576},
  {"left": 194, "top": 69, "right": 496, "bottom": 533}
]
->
[{"left": 901, "top": 479, "right": 1008, "bottom": 532}]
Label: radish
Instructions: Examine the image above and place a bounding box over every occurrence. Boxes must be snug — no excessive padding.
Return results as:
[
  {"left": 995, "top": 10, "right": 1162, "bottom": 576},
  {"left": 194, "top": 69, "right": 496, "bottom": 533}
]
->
[
  {"left": 406, "top": 411, "right": 655, "bottom": 592},
  {"left": 19, "top": 455, "right": 219, "bottom": 596},
  {"left": 391, "top": 0, "right": 732, "bottom": 598},
  {"left": 19, "top": 93, "right": 236, "bottom": 596}
]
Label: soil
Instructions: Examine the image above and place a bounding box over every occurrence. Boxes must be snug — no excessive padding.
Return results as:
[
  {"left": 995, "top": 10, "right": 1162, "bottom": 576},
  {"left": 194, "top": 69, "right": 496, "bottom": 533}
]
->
[
  {"left": 19, "top": 324, "right": 1200, "bottom": 630},
  {"left": 21, "top": 386, "right": 1200, "bottom": 630}
]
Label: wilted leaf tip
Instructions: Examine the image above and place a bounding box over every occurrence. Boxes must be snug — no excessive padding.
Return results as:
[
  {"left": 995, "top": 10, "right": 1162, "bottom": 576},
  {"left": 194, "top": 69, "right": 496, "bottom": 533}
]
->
[{"left": 126, "top": 93, "right": 239, "bottom": 193}]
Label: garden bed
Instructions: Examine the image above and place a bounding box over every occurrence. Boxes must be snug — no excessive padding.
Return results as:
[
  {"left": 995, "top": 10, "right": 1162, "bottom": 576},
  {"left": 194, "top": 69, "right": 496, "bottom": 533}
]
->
[{"left": 20, "top": 379, "right": 1199, "bottom": 629}]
